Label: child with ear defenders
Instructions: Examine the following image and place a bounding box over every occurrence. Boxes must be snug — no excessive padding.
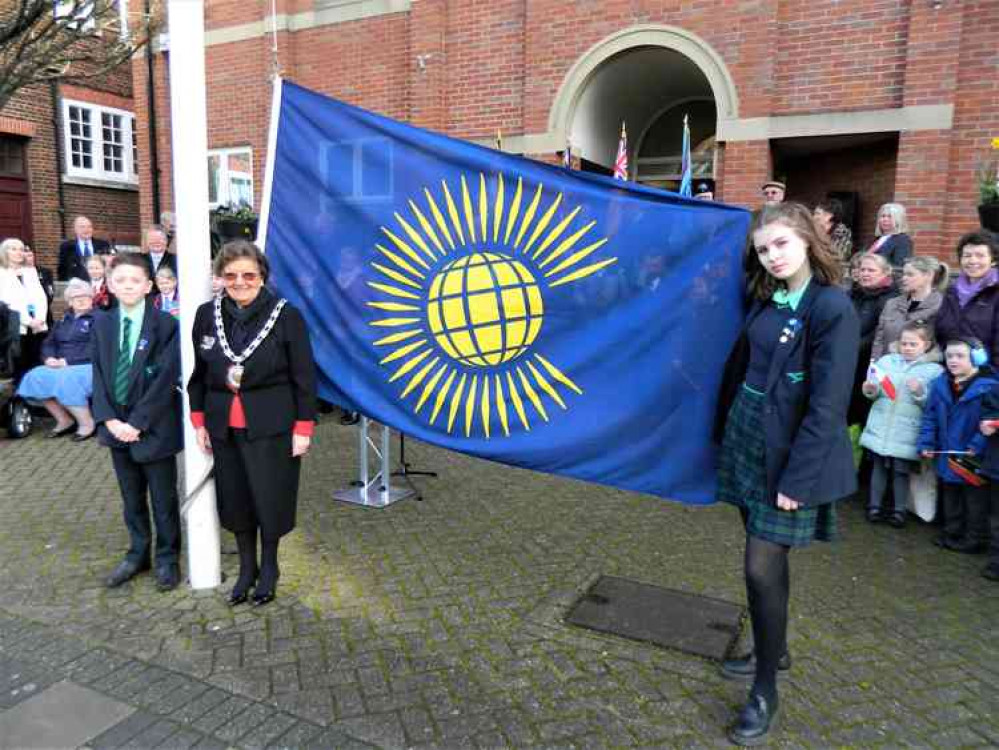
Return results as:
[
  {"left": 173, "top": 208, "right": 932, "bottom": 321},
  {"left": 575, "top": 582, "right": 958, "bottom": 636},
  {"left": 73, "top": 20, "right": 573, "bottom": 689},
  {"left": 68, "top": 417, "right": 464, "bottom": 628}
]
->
[{"left": 918, "top": 338, "right": 997, "bottom": 553}]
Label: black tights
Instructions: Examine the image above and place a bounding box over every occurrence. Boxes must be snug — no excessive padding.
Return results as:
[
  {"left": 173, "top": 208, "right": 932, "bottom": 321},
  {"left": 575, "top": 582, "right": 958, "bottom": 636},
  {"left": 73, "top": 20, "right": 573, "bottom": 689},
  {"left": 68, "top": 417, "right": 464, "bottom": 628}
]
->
[
  {"left": 744, "top": 532, "right": 790, "bottom": 703},
  {"left": 233, "top": 530, "right": 281, "bottom": 595}
]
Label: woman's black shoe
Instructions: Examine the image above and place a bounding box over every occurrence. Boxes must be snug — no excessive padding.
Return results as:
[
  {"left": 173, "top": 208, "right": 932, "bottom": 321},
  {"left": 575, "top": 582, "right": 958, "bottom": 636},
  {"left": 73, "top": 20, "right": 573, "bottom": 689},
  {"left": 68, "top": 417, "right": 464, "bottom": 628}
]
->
[
  {"left": 721, "top": 651, "right": 792, "bottom": 680},
  {"left": 887, "top": 513, "right": 906, "bottom": 528},
  {"left": 48, "top": 423, "right": 76, "bottom": 438},
  {"left": 729, "top": 692, "right": 779, "bottom": 746},
  {"left": 227, "top": 567, "right": 258, "bottom": 606},
  {"left": 252, "top": 588, "right": 275, "bottom": 607}
]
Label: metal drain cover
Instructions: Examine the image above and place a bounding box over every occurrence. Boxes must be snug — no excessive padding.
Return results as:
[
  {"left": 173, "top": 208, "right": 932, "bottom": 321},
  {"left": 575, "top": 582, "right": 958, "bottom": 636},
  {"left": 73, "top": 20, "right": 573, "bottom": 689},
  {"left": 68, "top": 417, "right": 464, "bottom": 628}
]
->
[{"left": 565, "top": 575, "right": 743, "bottom": 660}]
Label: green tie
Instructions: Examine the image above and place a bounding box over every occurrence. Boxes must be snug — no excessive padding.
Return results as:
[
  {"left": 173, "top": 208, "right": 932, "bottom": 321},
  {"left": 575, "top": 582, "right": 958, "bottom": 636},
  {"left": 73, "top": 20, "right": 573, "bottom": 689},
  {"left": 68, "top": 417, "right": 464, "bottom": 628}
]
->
[{"left": 114, "top": 316, "right": 133, "bottom": 404}]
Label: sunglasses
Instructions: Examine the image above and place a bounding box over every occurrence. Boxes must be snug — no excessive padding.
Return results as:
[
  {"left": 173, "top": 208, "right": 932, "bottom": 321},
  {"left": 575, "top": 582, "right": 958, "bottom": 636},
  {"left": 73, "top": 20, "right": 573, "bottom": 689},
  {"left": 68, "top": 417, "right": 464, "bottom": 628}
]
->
[{"left": 223, "top": 271, "right": 261, "bottom": 283}]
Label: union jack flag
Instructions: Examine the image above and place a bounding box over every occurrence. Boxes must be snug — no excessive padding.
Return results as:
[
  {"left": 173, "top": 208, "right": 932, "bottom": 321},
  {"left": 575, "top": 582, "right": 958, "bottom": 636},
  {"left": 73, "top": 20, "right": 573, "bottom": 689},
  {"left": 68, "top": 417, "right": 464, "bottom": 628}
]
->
[{"left": 613, "top": 122, "right": 628, "bottom": 181}]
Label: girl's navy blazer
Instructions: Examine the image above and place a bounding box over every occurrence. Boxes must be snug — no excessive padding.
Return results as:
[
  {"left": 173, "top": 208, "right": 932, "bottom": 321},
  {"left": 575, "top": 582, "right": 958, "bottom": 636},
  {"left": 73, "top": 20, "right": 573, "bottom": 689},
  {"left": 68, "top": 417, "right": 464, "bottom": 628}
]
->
[{"left": 714, "top": 281, "right": 861, "bottom": 507}]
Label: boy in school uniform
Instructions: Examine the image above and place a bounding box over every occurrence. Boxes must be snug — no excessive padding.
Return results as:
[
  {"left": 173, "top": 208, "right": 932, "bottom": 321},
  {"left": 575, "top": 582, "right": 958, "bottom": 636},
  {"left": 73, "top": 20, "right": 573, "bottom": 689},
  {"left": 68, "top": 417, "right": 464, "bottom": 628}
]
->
[{"left": 91, "top": 253, "right": 183, "bottom": 590}]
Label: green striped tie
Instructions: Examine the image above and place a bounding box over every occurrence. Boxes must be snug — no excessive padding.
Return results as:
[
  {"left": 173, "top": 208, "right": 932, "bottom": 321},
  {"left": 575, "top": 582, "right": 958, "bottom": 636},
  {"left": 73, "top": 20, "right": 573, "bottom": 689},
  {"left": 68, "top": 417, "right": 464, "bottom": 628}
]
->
[{"left": 114, "top": 317, "right": 133, "bottom": 404}]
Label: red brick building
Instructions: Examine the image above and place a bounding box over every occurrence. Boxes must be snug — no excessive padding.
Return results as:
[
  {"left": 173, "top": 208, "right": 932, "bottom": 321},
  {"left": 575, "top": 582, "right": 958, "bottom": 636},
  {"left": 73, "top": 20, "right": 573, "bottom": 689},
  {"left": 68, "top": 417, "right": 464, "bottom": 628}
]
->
[
  {"left": 136, "top": 0, "right": 998, "bottom": 257},
  {"left": 0, "top": 57, "right": 141, "bottom": 271}
]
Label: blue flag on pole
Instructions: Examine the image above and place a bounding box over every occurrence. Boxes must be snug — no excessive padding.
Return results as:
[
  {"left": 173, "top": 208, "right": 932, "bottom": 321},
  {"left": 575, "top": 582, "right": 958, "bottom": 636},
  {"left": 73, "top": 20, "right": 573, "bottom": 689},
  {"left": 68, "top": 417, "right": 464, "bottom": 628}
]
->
[{"left": 261, "top": 81, "right": 749, "bottom": 504}]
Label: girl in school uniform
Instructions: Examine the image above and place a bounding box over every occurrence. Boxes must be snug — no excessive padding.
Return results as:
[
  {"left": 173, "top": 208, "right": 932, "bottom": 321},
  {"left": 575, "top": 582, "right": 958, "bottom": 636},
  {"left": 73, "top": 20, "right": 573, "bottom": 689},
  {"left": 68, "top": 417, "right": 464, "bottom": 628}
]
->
[{"left": 714, "top": 202, "right": 861, "bottom": 745}]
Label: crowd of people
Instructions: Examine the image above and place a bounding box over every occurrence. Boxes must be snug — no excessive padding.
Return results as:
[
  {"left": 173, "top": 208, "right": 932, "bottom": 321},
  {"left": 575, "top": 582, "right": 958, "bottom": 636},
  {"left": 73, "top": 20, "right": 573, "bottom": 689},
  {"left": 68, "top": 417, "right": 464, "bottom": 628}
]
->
[{"left": 2, "top": 194, "right": 999, "bottom": 745}]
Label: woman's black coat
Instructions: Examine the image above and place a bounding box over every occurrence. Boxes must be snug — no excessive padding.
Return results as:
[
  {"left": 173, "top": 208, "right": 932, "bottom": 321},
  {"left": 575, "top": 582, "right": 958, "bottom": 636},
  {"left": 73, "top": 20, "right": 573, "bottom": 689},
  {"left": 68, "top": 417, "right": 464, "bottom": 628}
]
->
[
  {"left": 848, "top": 282, "right": 897, "bottom": 424},
  {"left": 187, "top": 293, "right": 317, "bottom": 441},
  {"left": 714, "top": 282, "right": 861, "bottom": 507},
  {"left": 934, "top": 279, "right": 999, "bottom": 366}
]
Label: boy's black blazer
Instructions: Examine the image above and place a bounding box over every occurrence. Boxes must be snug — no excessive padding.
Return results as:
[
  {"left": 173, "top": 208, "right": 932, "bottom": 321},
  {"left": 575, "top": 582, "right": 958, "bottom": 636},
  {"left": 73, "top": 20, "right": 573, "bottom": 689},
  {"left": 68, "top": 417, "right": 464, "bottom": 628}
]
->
[
  {"left": 187, "top": 294, "right": 316, "bottom": 441},
  {"left": 91, "top": 301, "right": 183, "bottom": 463},
  {"left": 714, "top": 281, "right": 861, "bottom": 507}
]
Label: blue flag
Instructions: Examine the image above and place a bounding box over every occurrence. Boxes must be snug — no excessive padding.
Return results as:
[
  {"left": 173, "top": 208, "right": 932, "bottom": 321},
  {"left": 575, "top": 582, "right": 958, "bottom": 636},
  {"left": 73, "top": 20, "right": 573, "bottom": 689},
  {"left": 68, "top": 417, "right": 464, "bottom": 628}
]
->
[{"left": 262, "top": 81, "right": 750, "bottom": 503}]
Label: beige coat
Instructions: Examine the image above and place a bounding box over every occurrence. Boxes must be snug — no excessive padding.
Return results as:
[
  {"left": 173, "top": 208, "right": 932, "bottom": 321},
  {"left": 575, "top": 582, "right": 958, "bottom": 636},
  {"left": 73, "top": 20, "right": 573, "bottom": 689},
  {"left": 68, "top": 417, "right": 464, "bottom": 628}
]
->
[{"left": 870, "top": 291, "right": 943, "bottom": 361}]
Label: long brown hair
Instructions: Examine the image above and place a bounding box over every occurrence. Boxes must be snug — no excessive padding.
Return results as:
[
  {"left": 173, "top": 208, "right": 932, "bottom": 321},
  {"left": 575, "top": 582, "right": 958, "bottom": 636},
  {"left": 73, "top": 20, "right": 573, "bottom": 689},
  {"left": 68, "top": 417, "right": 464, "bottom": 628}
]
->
[{"left": 745, "top": 202, "right": 842, "bottom": 301}]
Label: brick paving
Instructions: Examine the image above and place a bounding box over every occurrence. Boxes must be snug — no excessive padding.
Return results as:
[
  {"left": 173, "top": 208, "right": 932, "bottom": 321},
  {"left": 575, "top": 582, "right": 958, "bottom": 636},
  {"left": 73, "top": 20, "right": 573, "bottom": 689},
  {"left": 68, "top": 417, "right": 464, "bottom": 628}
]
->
[{"left": 1, "top": 416, "right": 998, "bottom": 748}]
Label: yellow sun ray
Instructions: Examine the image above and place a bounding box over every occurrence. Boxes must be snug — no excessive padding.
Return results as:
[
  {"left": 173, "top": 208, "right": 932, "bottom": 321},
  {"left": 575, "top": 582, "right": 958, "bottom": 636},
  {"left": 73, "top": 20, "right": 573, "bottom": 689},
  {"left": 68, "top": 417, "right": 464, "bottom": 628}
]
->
[
  {"left": 516, "top": 366, "right": 548, "bottom": 421},
  {"left": 478, "top": 173, "right": 488, "bottom": 243},
  {"left": 521, "top": 193, "right": 563, "bottom": 257},
  {"left": 441, "top": 180, "right": 466, "bottom": 246},
  {"left": 494, "top": 374, "right": 510, "bottom": 437},
  {"left": 373, "top": 329, "right": 422, "bottom": 346},
  {"left": 408, "top": 199, "right": 446, "bottom": 255},
  {"left": 480, "top": 376, "right": 491, "bottom": 439},
  {"left": 534, "top": 353, "right": 583, "bottom": 395},
  {"left": 526, "top": 360, "right": 567, "bottom": 409},
  {"left": 381, "top": 227, "right": 430, "bottom": 271},
  {"left": 415, "top": 363, "right": 449, "bottom": 413},
  {"left": 446, "top": 373, "right": 467, "bottom": 432},
  {"left": 388, "top": 348, "right": 432, "bottom": 383},
  {"left": 394, "top": 212, "right": 437, "bottom": 262},
  {"left": 367, "top": 282, "right": 421, "bottom": 300},
  {"left": 430, "top": 369, "right": 457, "bottom": 424},
  {"left": 372, "top": 262, "right": 423, "bottom": 290},
  {"left": 504, "top": 176, "right": 522, "bottom": 245},
  {"left": 379, "top": 339, "right": 427, "bottom": 365},
  {"left": 513, "top": 183, "right": 544, "bottom": 250},
  {"left": 505, "top": 371, "right": 530, "bottom": 431},
  {"left": 548, "top": 257, "right": 619, "bottom": 288},
  {"left": 460, "top": 175, "right": 477, "bottom": 244},
  {"left": 464, "top": 374, "right": 479, "bottom": 437},
  {"left": 543, "top": 238, "right": 609, "bottom": 277},
  {"left": 375, "top": 244, "right": 426, "bottom": 280},
  {"left": 531, "top": 206, "right": 581, "bottom": 261},
  {"left": 370, "top": 317, "right": 421, "bottom": 327},
  {"left": 400, "top": 356, "right": 440, "bottom": 399},
  {"left": 367, "top": 301, "right": 421, "bottom": 313},
  {"left": 538, "top": 220, "right": 597, "bottom": 269},
  {"left": 424, "top": 188, "right": 456, "bottom": 250},
  {"left": 493, "top": 174, "right": 505, "bottom": 244}
]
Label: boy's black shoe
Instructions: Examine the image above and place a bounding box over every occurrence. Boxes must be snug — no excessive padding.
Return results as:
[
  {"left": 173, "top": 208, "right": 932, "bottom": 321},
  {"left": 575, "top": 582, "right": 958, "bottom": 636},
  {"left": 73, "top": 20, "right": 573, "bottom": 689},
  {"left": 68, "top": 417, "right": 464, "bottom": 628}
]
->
[
  {"left": 866, "top": 509, "right": 884, "bottom": 523},
  {"left": 721, "top": 651, "right": 792, "bottom": 680},
  {"left": 156, "top": 563, "right": 181, "bottom": 591},
  {"left": 729, "top": 692, "right": 779, "bottom": 746},
  {"left": 887, "top": 513, "right": 906, "bottom": 528},
  {"left": 106, "top": 559, "right": 150, "bottom": 588},
  {"left": 981, "top": 565, "right": 999, "bottom": 582}
]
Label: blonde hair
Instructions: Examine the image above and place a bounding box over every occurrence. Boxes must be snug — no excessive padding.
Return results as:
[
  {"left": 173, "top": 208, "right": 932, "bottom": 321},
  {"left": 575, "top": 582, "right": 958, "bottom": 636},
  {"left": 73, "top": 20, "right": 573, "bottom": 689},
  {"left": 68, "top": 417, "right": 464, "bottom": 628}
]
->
[
  {"left": 0, "top": 237, "right": 24, "bottom": 268},
  {"left": 155, "top": 265, "right": 177, "bottom": 280},
  {"left": 903, "top": 255, "right": 950, "bottom": 292},
  {"left": 875, "top": 203, "right": 909, "bottom": 236},
  {"left": 859, "top": 252, "right": 893, "bottom": 277}
]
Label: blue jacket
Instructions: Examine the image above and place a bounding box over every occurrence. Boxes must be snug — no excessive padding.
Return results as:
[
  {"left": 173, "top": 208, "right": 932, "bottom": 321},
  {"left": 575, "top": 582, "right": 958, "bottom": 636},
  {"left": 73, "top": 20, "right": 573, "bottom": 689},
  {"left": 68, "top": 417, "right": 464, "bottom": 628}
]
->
[
  {"left": 860, "top": 351, "right": 944, "bottom": 460},
  {"left": 715, "top": 281, "right": 861, "bottom": 506},
  {"left": 40, "top": 311, "right": 94, "bottom": 365},
  {"left": 917, "top": 371, "right": 998, "bottom": 483}
]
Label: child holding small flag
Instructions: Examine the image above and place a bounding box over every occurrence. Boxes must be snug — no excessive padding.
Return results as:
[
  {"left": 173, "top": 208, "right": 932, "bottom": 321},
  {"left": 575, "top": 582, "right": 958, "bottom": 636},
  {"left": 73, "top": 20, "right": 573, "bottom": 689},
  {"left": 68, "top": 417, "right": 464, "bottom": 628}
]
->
[
  {"left": 860, "top": 321, "right": 943, "bottom": 526},
  {"left": 918, "top": 337, "right": 997, "bottom": 553}
]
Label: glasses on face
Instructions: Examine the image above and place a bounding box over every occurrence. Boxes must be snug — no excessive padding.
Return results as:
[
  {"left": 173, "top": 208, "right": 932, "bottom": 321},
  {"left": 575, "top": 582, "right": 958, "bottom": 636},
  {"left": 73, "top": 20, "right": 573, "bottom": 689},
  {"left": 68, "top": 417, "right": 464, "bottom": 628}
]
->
[{"left": 223, "top": 271, "right": 261, "bottom": 283}]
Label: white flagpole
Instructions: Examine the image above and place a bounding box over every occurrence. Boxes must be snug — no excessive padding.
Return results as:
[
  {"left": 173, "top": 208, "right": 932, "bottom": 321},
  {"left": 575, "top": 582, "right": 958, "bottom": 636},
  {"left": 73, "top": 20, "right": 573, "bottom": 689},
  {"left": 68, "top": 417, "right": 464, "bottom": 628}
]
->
[
  {"left": 256, "top": 77, "right": 284, "bottom": 253},
  {"left": 167, "top": 0, "right": 221, "bottom": 590}
]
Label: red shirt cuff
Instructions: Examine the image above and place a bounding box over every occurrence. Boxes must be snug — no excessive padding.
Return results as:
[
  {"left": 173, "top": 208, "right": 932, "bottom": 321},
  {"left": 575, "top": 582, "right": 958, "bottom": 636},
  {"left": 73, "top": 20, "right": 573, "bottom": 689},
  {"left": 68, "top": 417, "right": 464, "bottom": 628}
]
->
[
  {"left": 293, "top": 420, "right": 314, "bottom": 437},
  {"left": 190, "top": 411, "right": 205, "bottom": 429}
]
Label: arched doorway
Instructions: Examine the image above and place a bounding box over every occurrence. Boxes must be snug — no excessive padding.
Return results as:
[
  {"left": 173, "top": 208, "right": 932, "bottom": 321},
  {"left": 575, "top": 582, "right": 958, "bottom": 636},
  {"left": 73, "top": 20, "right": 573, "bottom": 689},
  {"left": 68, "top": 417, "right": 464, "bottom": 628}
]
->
[{"left": 548, "top": 26, "right": 736, "bottom": 188}]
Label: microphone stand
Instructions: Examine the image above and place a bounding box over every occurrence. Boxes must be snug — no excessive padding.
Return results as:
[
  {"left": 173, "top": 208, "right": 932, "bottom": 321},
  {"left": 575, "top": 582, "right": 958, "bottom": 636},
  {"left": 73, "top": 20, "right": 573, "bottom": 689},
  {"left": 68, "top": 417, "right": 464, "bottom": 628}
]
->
[{"left": 393, "top": 432, "right": 437, "bottom": 483}]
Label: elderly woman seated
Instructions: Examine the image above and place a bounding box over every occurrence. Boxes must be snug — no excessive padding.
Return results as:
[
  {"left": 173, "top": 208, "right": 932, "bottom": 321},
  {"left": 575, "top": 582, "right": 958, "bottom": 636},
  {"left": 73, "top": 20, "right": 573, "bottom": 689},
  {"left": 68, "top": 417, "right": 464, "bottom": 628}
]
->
[{"left": 16, "top": 278, "right": 97, "bottom": 440}]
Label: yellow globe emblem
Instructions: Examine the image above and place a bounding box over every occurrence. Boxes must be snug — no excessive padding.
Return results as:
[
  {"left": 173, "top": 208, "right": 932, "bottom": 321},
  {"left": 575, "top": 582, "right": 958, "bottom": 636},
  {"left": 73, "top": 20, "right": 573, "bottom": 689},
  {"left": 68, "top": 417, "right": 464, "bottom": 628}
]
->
[
  {"left": 427, "top": 252, "right": 544, "bottom": 367},
  {"left": 366, "top": 172, "right": 618, "bottom": 438}
]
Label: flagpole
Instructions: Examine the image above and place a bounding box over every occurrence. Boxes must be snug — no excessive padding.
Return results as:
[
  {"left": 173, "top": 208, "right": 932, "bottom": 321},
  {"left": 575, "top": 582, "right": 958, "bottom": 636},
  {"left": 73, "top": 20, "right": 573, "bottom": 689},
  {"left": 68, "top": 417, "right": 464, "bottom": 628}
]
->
[
  {"left": 167, "top": 0, "right": 221, "bottom": 590},
  {"left": 257, "top": 77, "right": 284, "bottom": 253}
]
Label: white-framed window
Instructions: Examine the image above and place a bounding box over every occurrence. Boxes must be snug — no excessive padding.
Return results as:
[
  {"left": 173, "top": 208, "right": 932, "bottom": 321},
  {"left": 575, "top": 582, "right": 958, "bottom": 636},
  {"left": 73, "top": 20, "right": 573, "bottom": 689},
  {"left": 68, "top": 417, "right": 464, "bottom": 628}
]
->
[
  {"left": 54, "top": 0, "right": 128, "bottom": 38},
  {"left": 208, "top": 147, "right": 254, "bottom": 208},
  {"left": 61, "top": 98, "right": 138, "bottom": 185}
]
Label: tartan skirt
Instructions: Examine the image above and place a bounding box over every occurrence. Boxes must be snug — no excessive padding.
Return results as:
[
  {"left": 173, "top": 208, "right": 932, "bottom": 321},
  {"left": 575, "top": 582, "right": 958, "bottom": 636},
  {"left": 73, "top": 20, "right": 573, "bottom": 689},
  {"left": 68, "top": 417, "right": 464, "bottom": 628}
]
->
[{"left": 718, "top": 385, "right": 837, "bottom": 547}]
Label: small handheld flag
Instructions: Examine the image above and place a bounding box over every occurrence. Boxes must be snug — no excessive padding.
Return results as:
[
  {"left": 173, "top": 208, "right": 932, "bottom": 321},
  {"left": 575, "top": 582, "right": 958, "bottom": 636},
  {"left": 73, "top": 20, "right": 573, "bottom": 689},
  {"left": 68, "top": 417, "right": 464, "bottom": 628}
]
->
[
  {"left": 868, "top": 363, "right": 896, "bottom": 400},
  {"left": 613, "top": 122, "right": 628, "bottom": 181},
  {"left": 679, "top": 114, "right": 692, "bottom": 197}
]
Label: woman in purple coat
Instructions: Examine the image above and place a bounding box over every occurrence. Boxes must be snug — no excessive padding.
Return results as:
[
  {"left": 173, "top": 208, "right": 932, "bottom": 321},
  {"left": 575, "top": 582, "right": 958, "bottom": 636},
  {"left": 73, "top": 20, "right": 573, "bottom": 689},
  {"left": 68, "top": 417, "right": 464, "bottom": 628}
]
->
[{"left": 935, "top": 231, "right": 999, "bottom": 364}]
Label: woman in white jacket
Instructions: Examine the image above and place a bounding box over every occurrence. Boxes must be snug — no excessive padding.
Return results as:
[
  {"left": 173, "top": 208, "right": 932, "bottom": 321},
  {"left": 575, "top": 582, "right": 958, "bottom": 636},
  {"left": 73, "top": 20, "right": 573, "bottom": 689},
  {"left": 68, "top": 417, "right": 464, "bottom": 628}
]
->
[{"left": 0, "top": 237, "right": 49, "bottom": 382}]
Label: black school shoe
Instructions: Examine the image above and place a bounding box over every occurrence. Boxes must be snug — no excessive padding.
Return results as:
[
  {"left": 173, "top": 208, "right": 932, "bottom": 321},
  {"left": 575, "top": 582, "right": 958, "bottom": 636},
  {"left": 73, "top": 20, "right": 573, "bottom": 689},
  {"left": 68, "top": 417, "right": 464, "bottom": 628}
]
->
[
  {"left": 721, "top": 651, "right": 792, "bottom": 680},
  {"left": 729, "top": 692, "right": 779, "bottom": 746}
]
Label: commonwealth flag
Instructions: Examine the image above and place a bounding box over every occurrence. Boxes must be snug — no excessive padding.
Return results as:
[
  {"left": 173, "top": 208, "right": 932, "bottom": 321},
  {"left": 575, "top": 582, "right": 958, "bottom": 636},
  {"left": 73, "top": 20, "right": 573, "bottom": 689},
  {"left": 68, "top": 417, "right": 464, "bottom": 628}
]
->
[{"left": 261, "top": 81, "right": 750, "bottom": 504}]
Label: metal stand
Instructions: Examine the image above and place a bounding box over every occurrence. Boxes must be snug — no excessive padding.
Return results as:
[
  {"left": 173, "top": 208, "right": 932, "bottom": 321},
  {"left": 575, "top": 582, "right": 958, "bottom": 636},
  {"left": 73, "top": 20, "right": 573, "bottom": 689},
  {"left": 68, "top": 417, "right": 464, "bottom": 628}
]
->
[
  {"left": 333, "top": 417, "right": 419, "bottom": 507},
  {"left": 393, "top": 433, "right": 438, "bottom": 479}
]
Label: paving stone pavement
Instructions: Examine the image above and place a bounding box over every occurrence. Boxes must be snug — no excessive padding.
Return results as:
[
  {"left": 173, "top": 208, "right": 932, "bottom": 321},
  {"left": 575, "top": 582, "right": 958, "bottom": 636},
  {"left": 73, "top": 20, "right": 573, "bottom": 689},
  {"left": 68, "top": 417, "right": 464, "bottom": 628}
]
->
[{"left": 1, "top": 416, "right": 998, "bottom": 748}]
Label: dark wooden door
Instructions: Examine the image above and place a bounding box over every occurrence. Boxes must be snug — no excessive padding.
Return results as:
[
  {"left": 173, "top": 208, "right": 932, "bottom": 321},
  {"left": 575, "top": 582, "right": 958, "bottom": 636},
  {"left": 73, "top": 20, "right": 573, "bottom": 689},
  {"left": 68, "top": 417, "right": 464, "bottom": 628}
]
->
[{"left": 0, "top": 137, "right": 32, "bottom": 244}]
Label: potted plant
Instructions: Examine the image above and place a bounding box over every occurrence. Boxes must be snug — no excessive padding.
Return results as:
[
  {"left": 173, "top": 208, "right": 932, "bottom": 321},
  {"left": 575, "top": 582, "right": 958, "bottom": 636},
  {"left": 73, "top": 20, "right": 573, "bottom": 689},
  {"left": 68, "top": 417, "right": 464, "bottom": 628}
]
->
[
  {"left": 211, "top": 202, "right": 259, "bottom": 241},
  {"left": 978, "top": 139, "right": 999, "bottom": 233}
]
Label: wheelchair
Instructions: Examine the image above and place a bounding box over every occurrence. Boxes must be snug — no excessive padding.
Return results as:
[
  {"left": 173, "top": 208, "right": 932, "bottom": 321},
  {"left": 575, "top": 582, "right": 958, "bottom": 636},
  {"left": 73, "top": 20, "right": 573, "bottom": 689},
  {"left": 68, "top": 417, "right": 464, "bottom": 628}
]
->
[{"left": 0, "top": 302, "right": 34, "bottom": 439}]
